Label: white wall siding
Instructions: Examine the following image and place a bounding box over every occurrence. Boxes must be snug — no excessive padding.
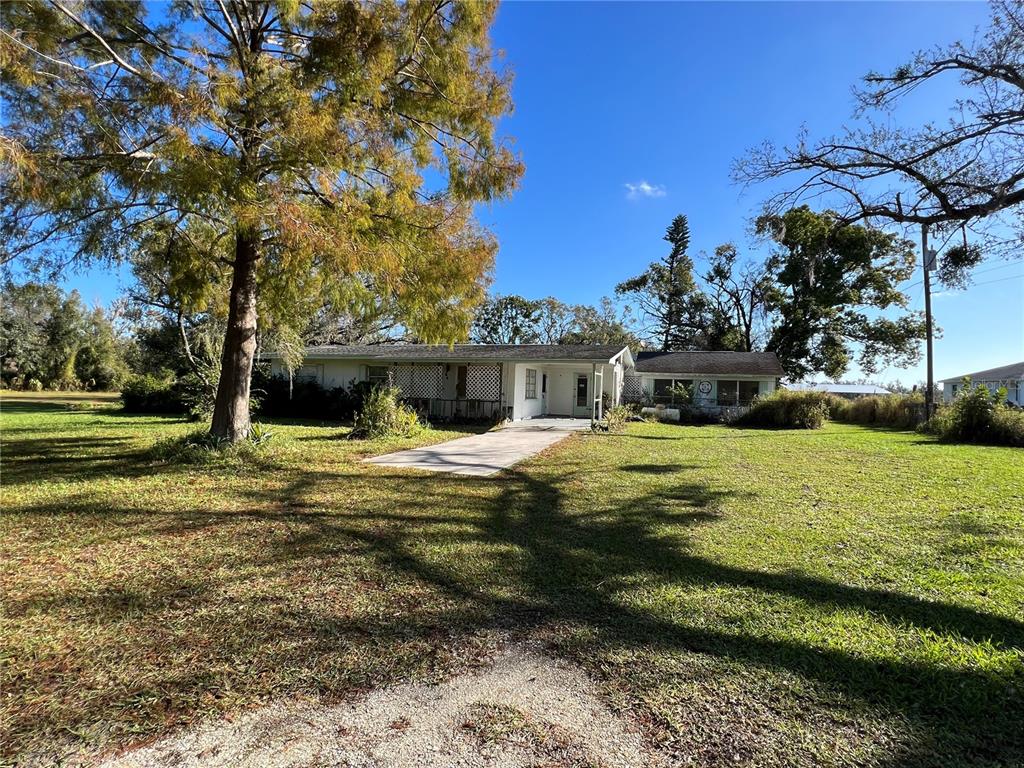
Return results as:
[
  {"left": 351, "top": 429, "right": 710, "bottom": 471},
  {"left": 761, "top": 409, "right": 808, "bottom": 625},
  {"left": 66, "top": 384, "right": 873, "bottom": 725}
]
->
[
  {"left": 944, "top": 378, "right": 1023, "bottom": 405},
  {"left": 512, "top": 363, "right": 544, "bottom": 420}
]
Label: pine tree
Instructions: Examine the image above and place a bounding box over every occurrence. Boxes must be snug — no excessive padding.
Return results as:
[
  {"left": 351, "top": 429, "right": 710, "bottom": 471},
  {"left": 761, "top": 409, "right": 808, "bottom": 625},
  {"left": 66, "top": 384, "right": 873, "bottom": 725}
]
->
[{"left": 616, "top": 214, "right": 708, "bottom": 350}]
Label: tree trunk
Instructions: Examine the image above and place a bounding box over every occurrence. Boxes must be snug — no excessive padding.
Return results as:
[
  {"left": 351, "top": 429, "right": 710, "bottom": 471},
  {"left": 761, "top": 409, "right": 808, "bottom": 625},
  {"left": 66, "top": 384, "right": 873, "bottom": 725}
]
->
[{"left": 210, "top": 232, "right": 259, "bottom": 442}]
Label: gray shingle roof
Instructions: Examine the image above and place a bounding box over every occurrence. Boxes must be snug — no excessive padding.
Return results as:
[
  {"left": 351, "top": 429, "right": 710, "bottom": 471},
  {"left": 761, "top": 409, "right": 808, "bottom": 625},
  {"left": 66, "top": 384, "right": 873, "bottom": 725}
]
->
[
  {"left": 940, "top": 361, "right": 1024, "bottom": 382},
  {"left": 283, "top": 343, "right": 630, "bottom": 363},
  {"left": 634, "top": 351, "right": 785, "bottom": 376}
]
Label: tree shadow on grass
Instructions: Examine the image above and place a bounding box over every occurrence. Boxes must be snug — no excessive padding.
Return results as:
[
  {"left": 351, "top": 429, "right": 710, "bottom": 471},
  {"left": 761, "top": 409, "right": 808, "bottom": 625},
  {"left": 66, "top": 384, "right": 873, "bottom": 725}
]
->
[
  {"left": 203, "top": 462, "right": 1024, "bottom": 765},
  {"left": 4, "top": 445, "right": 1023, "bottom": 766},
  {"left": 255, "top": 466, "right": 1023, "bottom": 766}
]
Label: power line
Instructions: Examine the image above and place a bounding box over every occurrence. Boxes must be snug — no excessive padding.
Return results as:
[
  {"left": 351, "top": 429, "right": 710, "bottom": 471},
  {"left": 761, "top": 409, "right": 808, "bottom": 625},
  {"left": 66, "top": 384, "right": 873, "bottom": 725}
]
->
[
  {"left": 971, "top": 273, "right": 1024, "bottom": 288},
  {"left": 970, "top": 258, "right": 1024, "bottom": 276}
]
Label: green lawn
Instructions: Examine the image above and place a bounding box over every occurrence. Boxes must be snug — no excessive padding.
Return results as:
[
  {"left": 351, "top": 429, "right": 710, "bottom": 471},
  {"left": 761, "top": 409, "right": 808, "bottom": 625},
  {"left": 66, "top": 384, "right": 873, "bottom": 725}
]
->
[{"left": 2, "top": 398, "right": 1022, "bottom": 767}]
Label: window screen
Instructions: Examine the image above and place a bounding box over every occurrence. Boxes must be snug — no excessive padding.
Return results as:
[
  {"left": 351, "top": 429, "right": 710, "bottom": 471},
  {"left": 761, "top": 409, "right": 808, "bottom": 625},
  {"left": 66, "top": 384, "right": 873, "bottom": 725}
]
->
[
  {"left": 367, "top": 365, "right": 389, "bottom": 385},
  {"left": 738, "top": 381, "right": 761, "bottom": 404},
  {"left": 717, "top": 380, "right": 739, "bottom": 406}
]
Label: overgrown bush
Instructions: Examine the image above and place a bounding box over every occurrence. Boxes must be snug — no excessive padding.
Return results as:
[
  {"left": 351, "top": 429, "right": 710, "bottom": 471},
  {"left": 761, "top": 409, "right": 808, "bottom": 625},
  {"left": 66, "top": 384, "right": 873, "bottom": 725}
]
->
[
  {"left": 26, "top": 377, "right": 43, "bottom": 392},
  {"left": 252, "top": 373, "right": 366, "bottom": 422},
  {"left": 831, "top": 392, "right": 925, "bottom": 429},
  {"left": 176, "top": 372, "right": 218, "bottom": 421},
  {"left": 350, "top": 385, "right": 423, "bottom": 439},
  {"left": 596, "top": 404, "right": 636, "bottom": 432},
  {"left": 733, "top": 389, "right": 831, "bottom": 429},
  {"left": 120, "top": 373, "right": 185, "bottom": 414},
  {"left": 921, "top": 380, "right": 1024, "bottom": 447},
  {"left": 120, "top": 372, "right": 216, "bottom": 419}
]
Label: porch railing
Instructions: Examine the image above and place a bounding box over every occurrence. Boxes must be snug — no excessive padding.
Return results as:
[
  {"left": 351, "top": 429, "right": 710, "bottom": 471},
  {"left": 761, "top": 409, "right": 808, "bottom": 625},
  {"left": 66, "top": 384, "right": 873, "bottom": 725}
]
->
[{"left": 403, "top": 397, "right": 503, "bottom": 422}]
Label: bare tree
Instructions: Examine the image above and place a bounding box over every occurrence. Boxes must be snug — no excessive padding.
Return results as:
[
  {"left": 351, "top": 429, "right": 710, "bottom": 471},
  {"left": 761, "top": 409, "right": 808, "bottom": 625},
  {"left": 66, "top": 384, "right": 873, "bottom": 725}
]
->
[
  {"left": 735, "top": 0, "right": 1024, "bottom": 283},
  {"left": 702, "top": 244, "right": 772, "bottom": 352}
]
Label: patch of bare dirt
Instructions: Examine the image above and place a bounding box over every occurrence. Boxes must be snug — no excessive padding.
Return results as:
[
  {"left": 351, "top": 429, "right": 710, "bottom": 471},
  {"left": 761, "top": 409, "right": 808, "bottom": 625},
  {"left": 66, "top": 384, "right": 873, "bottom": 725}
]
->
[{"left": 98, "top": 646, "right": 663, "bottom": 768}]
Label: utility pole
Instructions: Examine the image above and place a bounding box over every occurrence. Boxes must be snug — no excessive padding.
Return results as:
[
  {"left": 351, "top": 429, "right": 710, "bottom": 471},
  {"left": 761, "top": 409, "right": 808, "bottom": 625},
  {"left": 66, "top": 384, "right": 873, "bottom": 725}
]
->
[{"left": 922, "top": 224, "right": 935, "bottom": 419}]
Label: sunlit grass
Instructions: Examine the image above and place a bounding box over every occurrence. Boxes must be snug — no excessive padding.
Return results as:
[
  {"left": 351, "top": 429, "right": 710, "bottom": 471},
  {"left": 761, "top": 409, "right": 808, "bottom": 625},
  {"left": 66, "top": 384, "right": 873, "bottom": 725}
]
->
[{"left": 2, "top": 402, "right": 1022, "bottom": 766}]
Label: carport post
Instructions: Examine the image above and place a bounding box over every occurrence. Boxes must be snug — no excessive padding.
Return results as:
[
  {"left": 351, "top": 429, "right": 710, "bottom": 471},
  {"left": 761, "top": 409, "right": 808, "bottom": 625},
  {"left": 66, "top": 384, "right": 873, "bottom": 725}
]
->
[
  {"left": 591, "top": 363, "right": 596, "bottom": 427},
  {"left": 591, "top": 362, "right": 603, "bottom": 427}
]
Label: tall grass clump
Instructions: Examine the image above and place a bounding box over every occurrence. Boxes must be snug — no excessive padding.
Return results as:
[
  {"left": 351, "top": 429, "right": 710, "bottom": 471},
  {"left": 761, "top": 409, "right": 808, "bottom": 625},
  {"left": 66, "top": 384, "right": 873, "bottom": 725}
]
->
[
  {"left": 922, "top": 380, "right": 1024, "bottom": 447},
  {"left": 733, "top": 389, "right": 831, "bottom": 429},
  {"left": 834, "top": 392, "right": 925, "bottom": 429},
  {"left": 148, "top": 424, "right": 276, "bottom": 466},
  {"left": 350, "top": 386, "right": 424, "bottom": 439}
]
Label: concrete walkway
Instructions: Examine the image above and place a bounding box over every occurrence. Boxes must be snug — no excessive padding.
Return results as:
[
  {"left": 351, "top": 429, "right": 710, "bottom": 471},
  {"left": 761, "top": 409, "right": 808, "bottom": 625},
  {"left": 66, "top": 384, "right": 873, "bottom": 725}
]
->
[{"left": 364, "top": 418, "right": 590, "bottom": 477}]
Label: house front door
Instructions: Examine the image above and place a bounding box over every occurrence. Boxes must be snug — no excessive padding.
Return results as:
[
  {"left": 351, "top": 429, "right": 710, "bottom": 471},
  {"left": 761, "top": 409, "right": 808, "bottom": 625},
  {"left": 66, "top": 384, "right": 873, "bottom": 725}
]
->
[{"left": 572, "top": 373, "right": 590, "bottom": 418}]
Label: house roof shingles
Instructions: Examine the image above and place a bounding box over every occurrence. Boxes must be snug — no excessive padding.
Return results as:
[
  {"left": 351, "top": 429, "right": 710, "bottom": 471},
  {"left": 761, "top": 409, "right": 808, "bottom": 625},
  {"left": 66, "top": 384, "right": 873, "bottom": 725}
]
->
[
  {"left": 634, "top": 350, "right": 785, "bottom": 376},
  {"left": 292, "top": 343, "right": 630, "bottom": 363},
  {"left": 940, "top": 361, "right": 1024, "bottom": 382}
]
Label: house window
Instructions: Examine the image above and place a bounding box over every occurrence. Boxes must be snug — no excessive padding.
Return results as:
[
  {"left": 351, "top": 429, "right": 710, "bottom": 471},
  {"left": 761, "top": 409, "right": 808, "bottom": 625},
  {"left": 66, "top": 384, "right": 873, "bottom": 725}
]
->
[
  {"left": 294, "top": 365, "right": 322, "bottom": 384},
  {"left": 653, "top": 378, "right": 693, "bottom": 404},
  {"left": 366, "top": 365, "right": 389, "bottom": 386},
  {"left": 717, "top": 380, "right": 739, "bottom": 406},
  {"left": 653, "top": 378, "right": 674, "bottom": 402},
  {"left": 738, "top": 380, "right": 760, "bottom": 404},
  {"left": 525, "top": 368, "right": 538, "bottom": 399}
]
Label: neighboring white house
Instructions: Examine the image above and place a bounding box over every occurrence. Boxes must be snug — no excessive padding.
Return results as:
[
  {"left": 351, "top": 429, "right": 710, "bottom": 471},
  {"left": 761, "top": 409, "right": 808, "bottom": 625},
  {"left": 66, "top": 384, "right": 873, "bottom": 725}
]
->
[
  {"left": 941, "top": 361, "right": 1024, "bottom": 405},
  {"left": 267, "top": 344, "right": 634, "bottom": 422},
  {"left": 265, "top": 345, "right": 786, "bottom": 422},
  {"left": 786, "top": 382, "right": 892, "bottom": 399}
]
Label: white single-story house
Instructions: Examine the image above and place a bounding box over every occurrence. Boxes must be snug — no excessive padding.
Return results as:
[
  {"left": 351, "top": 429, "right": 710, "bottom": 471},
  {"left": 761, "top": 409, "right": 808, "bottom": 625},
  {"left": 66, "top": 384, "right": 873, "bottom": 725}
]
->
[
  {"left": 267, "top": 344, "right": 785, "bottom": 422},
  {"left": 786, "top": 382, "right": 892, "bottom": 399},
  {"left": 269, "top": 344, "right": 634, "bottom": 423},
  {"left": 941, "top": 361, "right": 1024, "bottom": 405}
]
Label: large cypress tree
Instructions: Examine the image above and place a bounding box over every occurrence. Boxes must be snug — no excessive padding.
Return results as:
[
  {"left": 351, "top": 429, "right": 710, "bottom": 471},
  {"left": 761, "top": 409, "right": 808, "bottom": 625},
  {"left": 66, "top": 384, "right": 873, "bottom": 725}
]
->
[{"left": 1, "top": 1, "right": 522, "bottom": 440}]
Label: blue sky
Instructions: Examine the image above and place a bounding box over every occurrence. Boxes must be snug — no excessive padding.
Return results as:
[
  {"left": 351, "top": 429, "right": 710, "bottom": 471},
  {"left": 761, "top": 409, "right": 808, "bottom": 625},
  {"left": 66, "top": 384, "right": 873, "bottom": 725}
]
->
[{"left": 60, "top": 1, "right": 1022, "bottom": 384}]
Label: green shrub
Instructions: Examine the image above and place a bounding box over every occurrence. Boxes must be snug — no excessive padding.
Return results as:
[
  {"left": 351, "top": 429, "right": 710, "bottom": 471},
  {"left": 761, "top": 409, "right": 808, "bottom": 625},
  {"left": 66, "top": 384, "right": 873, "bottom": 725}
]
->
[
  {"left": 733, "top": 389, "right": 830, "bottom": 429},
  {"left": 252, "top": 372, "right": 365, "bottom": 422},
  {"left": 177, "top": 372, "right": 218, "bottom": 421},
  {"left": 350, "top": 386, "right": 423, "bottom": 439},
  {"left": 120, "top": 374, "right": 185, "bottom": 413},
  {"left": 26, "top": 377, "right": 43, "bottom": 392},
  {"left": 922, "top": 379, "right": 1023, "bottom": 447}
]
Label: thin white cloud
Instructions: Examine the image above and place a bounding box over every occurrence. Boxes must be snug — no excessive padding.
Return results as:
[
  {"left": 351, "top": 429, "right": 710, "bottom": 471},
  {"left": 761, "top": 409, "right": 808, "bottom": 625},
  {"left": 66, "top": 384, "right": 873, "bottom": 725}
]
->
[{"left": 624, "top": 180, "right": 667, "bottom": 200}]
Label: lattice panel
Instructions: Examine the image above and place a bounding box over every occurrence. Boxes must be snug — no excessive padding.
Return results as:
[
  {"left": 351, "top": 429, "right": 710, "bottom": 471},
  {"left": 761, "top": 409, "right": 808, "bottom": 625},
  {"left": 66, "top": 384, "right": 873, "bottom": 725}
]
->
[
  {"left": 622, "top": 374, "right": 644, "bottom": 402},
  {"left": 414, "top": 364, "right": 446, "bottom": 398},
  {"left": 466, "top": 364, "right": 502, "bottom": 400},
  {"left": 389, "top": 364, "right": 413, "bottom": 394},
  {"left": 389, "top": 364, "right": 445, "bottom": 398}
]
